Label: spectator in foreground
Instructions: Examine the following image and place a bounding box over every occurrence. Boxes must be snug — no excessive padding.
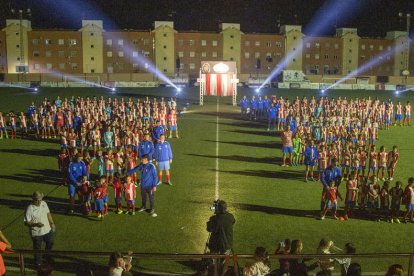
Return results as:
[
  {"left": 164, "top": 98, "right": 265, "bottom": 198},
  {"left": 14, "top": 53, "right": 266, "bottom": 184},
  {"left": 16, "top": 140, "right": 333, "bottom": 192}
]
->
[
  {"left": 386, "top": 264, "right": 404, "bottom": 276},
  {"left": 243, "top": 246, "right": 270, "bottom": 276},
  {"left": 24, "top": 191, "right": 56, "bottom": 267},
  {"left": 108, "top": 251, "right": 132, "bottom": 276},
  {"left": 0, "top": 230, "right": 12, "bottom": 276},
  {"left": 317, "top": 239, "right": 335, "bottom": 275},
  {"left": 335, "top": 243, "right": 356, "bottom": 275},
  {"left": 346, "top": 263, "right": 361, "bottom": 276},
  {"left": 289, "top": 239, "right": 318, "bottom": 276}
]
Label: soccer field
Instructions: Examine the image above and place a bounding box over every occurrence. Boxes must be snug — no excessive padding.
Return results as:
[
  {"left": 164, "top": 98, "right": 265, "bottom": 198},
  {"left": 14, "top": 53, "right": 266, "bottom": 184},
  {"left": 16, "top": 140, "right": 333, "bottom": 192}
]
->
[{"left": 0, "top": 87, "right": 413, "bottom": 274}]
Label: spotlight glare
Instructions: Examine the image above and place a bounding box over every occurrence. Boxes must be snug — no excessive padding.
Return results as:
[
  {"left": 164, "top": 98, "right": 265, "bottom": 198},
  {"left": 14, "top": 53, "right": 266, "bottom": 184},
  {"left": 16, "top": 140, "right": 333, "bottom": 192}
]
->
[
  {"left": 255, "top": 88, "right": 260, "bottom": 93},
  {"left": 34, "top": 88, "right": 38, "bottom": 92},
  {"left": 321, "top": 89, "right": 325, "bottom": 93},
  {"left": 395, "top": 90, "right": 400, "bottom": 95},
  {"left": 111, "top": 87, "right": 116, "bottom": 92},
  {"left": 176, "top": 88, "right": 182, "bottom": 92}
]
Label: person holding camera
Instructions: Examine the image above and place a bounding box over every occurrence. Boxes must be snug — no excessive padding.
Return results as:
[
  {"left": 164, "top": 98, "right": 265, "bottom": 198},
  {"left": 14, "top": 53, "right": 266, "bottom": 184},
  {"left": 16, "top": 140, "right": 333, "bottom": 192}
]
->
[
  {"left": 24, "top": 191, "right": 56, "bottom": 267},
  {"left": 206, "top": 200, "right": 235, "bottom": 254},
  {"left": 243, "top": 247, "right": 270, "bottom": 276},
  {"left": 108, "top": 251, "right": 133, "bottom": 276}
]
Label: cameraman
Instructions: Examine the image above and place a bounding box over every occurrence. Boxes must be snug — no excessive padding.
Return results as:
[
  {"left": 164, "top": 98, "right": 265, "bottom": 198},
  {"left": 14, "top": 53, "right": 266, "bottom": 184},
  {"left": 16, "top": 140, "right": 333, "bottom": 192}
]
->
[{"left": 206, "top": 200, "right": 235, "bottom": 254}]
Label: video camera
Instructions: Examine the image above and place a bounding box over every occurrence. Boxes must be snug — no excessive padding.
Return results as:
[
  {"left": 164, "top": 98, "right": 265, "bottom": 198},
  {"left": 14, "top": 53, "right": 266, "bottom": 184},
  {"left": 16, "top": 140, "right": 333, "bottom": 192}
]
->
[
  {"left": 210, "top": 199, "right": 227, "bottom": 214},
  {"left": 210, "top": 200, "right": 220, "bottom": 212}
]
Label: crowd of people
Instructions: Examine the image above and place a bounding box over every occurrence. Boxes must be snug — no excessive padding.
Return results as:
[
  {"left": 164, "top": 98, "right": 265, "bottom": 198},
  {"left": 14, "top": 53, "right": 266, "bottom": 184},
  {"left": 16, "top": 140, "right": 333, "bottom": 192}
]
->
[
  {"left": 5, "top": 95, "right": 178, "bottom": 219},
  {"left": 240, "top": 95, "right": 414, "bottom": 223}
]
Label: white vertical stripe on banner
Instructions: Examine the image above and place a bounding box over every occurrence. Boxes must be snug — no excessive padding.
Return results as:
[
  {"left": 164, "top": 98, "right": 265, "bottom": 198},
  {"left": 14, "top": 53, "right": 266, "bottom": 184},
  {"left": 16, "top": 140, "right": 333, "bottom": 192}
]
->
[
  {"left": 202, "top": 73, "right": 206, "bottom": 95},
  {"left": 222, "top": 74, "right": 228, "bottom": 96},
  {"left": 210, "top": 74, "right": 217, "bottom": 96}
]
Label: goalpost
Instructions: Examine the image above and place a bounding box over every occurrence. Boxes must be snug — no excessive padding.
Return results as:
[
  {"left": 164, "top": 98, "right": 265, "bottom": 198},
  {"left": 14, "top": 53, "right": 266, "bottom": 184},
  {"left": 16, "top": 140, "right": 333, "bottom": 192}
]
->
[{"left": 63, "top": 74, "right": 101, "bottom": 87}]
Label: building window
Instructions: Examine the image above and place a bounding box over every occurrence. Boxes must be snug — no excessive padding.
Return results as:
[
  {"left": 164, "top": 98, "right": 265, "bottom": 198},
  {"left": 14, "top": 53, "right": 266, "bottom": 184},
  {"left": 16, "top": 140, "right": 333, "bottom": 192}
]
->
[
  {"left": 266, "top": 41, "right": 272, "bottom": 47},
  {"left": 58, "top": 51, "right": 65, "bottom": 57},
  {"left": 230, "top": 46, "right": 234, "bottom": 50},
  {"left": 144, "top": 39, "right": 150, "bottom": 46},
  {"left": 33, "top": 51, "right": 40, "bottom": 57},
  {"left": 255, "top": 52, "right": 260, "bottom": 58},
  {"left": 189, "top": 63, "right": 195, "bottom": 70},
  {"left": 132, "top": 39, "right": 138, "bottom": 45},
  {"left": 255, "top": 41, "right": 261, "bottom": 46},
  {"left": 59, "top": 63, "right": 65, "bottom": 70},
  {"left": 70, "top": 39, "right": 77, "bottom": 45},
  {"left": 306, "top": 42, "right": 311, "bottom": 48},
  {"left": 163, "top": 33, "right": 167, "bottom": 37},
  {"left": 132, "top": 64, "right": 139, "bottom": 72},
  {"left": 143, "top": 51, "right": 150, "bottom": 57},
  {"left": 163, "top": 57, "right": 167, "bottom": 60},
  {"left": 90, "top": 32, "right": 94, "bottom": 36},
  {"left": 71, "top": 63, "right": 78, "bottom": 70},
  {"left": 163, "top": 69, "right": 167, "bottom": 72},
  {"left": 91, "top": 69, "right": 95, "bottom": 73},
  {"left": 45, "top": 39, "right": 52, "bottom": 45},
  {"left": 212, "top": 40, "right": 218, "bottom": 47},
  {"left": 201, "top": 40, "right": 207, "bottom": 46},
  {"left": 34, "top": 64, "right": 40, "bottom": 70},
  {"left": 201, "top": 52, "right": 207, "bottom": 57},
  {"left": 325, "top": 43, "right": 330, "bottom": 48},
  {"left": 275, "top": 53, "right": 282, "bottom": 58},
  {"left": 212, "top": 51, "right": 217, "bottom": 57},
  {"left": 333, "top": 55, "right": 338, "bottom": 59},
  {"left": 180, "top": 63, "right": 184, "bottom": 70},
  {"left": 361, "top": 55, "right": 366, "bottom": 60},
  {"left": 178, "top": 39, "right": 184, "bottom": 46},
  {"left": 379, "top": 45, "right": 383, "bottom": 50},
  {"left": 361, "top": 44, "right": 365, "bottom": 50},
  {"left": 32, "top": 39, "right": 39, "bottom": 45},
  {"left": 324, "top": 54, "right": 329, "bottom": 59},
  {"left": 275, "top": 42, "right": 282, "bottom": 48},
  {"left": 58, "top": 39, "right": 64, "bottom": 45},
  {"left": 334, "top": 43, "right": 339, "bottom": 49},
  {"left": 188, "top": 40, "right": 194, "bottom": 46},
  {"left": 178, "top": 51, "right": 184, "bottom": 58},
  {"left": 305, "top": 53, "right": 310, "bottom": 59},
  {"left": 16, "top": 44, "right": 20, "bottom": 48},
  {"left": 132, "top": 51, "right": 138, "bottom": 57},
  {"left": 315, "top": 42, "right": 320, "bottom": 48},
  {"left": 45, "top": 51, "right": 52, "bottom": 57},
  {"left": 118, "top": 51, "right": 124, "bottom": 57},
  {"left": 106, "top": 39, "right": 112, "bottom": 46},
  {"left": 348, "top": 59, "right": 352, "bottom": 63},
  {"left": 70, "top": 51, "right": 77, "bottom": 57},
  {"left": 46, "top": 63, "right": 52, "bottom": 70},
  {"left": 90, "top": 45, "right": 94, "bottom": 48},
  {"left": 245, "top": 52, "right": 250, "bottom": 59},
  {"left": 16, "top": 57, "right": 20, "bottom": 61},
  {"left": 387, "top": 46, "right": 392, "bottom": 51},
  {"left": 315, "top": 54, "right": 320, "bottom": 59},
  {"left": 349, "top": 49, "right": 352, "bottom": 53},
  {"left": 91, "top": 57, "right": 95, "bottom": 61},
  {"left": 118, "top": 39, "right": 124, "bottom": 46},
  {"left": 245, "top": 41, "right": 250, "bottom": 47},
  {"left": 163, "top": 45, "right": 167, "bottom": 49},
  {"left": 369, "top": 45, "right": 374, "bottom": 50},
  {"left": 107, "top": 64, "right": 113, "bottom": 73},
  {"left": 107, "top": 51, "right": 112, "bottom": 57}
]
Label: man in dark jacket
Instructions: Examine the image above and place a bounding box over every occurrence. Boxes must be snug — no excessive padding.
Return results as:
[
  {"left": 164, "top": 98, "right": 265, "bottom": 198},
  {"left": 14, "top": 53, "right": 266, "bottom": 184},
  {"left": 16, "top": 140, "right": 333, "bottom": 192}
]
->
[{"left": 206, "top": 200, "right": 235, "bottom": 254}]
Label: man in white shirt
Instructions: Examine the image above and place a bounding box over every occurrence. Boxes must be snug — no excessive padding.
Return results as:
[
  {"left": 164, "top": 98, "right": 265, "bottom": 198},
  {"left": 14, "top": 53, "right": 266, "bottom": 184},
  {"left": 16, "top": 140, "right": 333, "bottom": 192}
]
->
[{"left": 24, "top": 191, "right": 56, "bottom": 266}]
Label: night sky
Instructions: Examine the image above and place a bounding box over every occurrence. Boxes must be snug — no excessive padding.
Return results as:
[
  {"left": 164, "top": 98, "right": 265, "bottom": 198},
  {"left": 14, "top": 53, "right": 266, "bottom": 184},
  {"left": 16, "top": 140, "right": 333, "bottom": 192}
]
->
[{"left": 0, "top": 0, "right": 413, "bottom": 38}]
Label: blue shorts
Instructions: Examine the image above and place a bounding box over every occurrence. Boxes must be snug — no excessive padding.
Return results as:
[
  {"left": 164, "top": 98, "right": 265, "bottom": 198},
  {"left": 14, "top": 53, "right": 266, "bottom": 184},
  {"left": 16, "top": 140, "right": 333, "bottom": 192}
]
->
[
  {"left": 379, "top": 166, "right": 386, "bottom": 169},
  {"left": 83, "top": 194, "right": 91, "bottom": 202},
  {"left": 369, "top": 166, "right": 377, "bottom": 171},
  {"left": 328, "top": 202, "right": 337, "bottom": 209},
  {"left": 370, "top": 138, "right": 376, "bottom": 142},
  {"left": 170, "top": 125, "right": 177, "bottom": 131},
  {"left": 95, "top": 199, "right": 104, "bottom": 211},
  {"left": 345, "top": 200, "right": 356, "bottom": 209},
  {"left": 304, "top": 159, "right": 316, "bottom": 166},
  {"left": 115, "top": 197, "right": 122, "bottom": 203},
  {"left": 368, "top": 201, "right": 379, "bottom": 209},
  {"left": 352, "top": 138, "right": 358, "bottom": 143},
  {"left": 408, "top": 204, "right": 414, "bottom": 211},
  {"left": 103, "top": 194, "right": 108, "bottom": 203},
  {"left": 47, "top": 126, "right": 53, "bottom": 129},
  {"left": 341, "top": 164, "right": 350, "bottom": 168},
  {"left": 106, "top": 169, "right": 114, "bottom": 174},
  {"left": 11, "top": 125, "right": 16, "bottom": 130},
  {"left": 0, "top": 127, "right": 4, "bottom": 131},
  {"left": 282, "top": 146, "right": 293, "bottom": 154},
  {"left": 278, "top": 118, "right": 285, "bottom": 123},
  {"left": 405, "top": 114, "right": 410, "bottom": 119},
  {"left": 395, "top": 114, "right": 402, "bottom": 120},
  {"left": 158, "top": 161, "right": 170, "bottom": 170},
  {"left": 68, "top": 184, "right": 78, "bottom": 197},
  {"left": 359, "top": 166, "right": 366, "bottom": 170},
  {"left": 127, "top": 199, "right": 135, "bottom": 205},
  {"left": 385, "top": 119, "right": 390, "bottom": 124}
]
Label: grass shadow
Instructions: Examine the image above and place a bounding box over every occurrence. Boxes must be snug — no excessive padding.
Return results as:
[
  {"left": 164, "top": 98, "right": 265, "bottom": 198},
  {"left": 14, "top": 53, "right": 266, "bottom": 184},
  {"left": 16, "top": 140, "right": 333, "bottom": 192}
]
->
[
  {"left": 226, "top": 129, "right": 278, "bottom": 137},
  {"left": 203, "top": 139, "right": 281, "bottom": 149},
  {"left": 0, "top": 148, "right": 59, "bottom": 157},
  {"left": 214, "top": 169, "right": 303, "bottom": 180},
  {"left": 234, "top": 202, "right": 320, "bottom": 219},
  {"left": 187, "top": 153, "right": 282, "bottom": 165},
  {"left": 0, "top": 168, "right": 62, "bottom": 186}
]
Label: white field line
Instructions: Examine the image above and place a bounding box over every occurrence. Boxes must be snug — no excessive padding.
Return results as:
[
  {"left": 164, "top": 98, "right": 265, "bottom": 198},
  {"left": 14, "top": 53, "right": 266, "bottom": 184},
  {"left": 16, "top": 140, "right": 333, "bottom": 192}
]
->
[{"left": 215, "top": 98, "right": 220, "bottom": 201}]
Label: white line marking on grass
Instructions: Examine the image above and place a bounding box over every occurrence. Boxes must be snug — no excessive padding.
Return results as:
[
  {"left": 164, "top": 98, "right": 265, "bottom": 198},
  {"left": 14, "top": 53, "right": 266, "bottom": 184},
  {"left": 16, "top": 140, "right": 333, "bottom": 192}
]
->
[{"left": 215, "top": 97, "right": 220, "bottom": 201}]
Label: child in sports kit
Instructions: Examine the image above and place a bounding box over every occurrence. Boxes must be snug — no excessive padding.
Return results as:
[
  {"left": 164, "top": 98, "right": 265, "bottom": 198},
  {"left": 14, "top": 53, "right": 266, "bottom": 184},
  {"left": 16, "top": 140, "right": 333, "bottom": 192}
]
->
[
  {"left": 58, "top": 148, "right": 70, "bottom": 186},
  {"left": 404, "top": 101, "right": 411, "bottom": 126},
  {"left": 403, "top": 177, "right": 414, "bottom": 223},
  {"left": 124, "top": 175, "right": 136, "bottom": 215},
  {"left": 379, "top": 181, "right": 390, "bottom": 221},
  {"left": 387, "top": 146, "right": 400, "bottom": 181},
  {"left": 358, "top": 148, "right": 368, "bottom": 179},
  {"left": 341, "top": 145, "right": 351, "bottom": 181},
  {"left": 321, "top": 181, "right": 342, "bottom": 220},
  {"left": 104, "top": 126, "right": 114, "bottom": 149},
  {"left": 105, "top": 155, "right": 114, "bottom": 184},
  {"left": 83, "top": 151, "right": 93, "bottom": 175},
  {"left": 112, "top": 172, "right": 123, "bottom": 215},
  {"left": 345, "top": 171, "right": 358, "bottom": 220},
  {"left": 318, "top": 145, "right": 328, "bottom": 182},
  {"left": 367, "top": 145, "right": 378, "bottom": 179},
  {"left": 93, "top": 177, "right": 106, "bottom": 219},
  {"left": 102, "top": 178, "right": 109, "bottom": 215},
  {"left": 395, "top": 102, "right": 403, "bottom": 126},
  {"left": 304, "top": 140, "right": 318, "bottom": 182},
  {"left": 95, "top": 149, "right": 105, "bottom": 177},
  {"left": 389, "top": 181, "right": 404, "bottom": 223},
  {"left": 19, "top": 112, "right": 28, "bottom": 137},
  {"left": 168, "top": 108, "right": 179, "bottom": 139},
  {"left": 358, "top": 177, "right": 368, "bottom": 211},
  {"left": 81, "top": 175, "right": 92, "bottom": 215},
  {"left": 8, "top": 112, "right": 17, "bottom": 139},
  {"left": 292, "top": 132, "right": 303, "bottom": 166},
  {"left": 367, "top": 176, "right": 380, "bottom": 220},
  {"left": 377, "top": 146, "right": 388, "bottom": 181},
  {"left": 0, "top": 112, "right": 8, "bottom": 139}
]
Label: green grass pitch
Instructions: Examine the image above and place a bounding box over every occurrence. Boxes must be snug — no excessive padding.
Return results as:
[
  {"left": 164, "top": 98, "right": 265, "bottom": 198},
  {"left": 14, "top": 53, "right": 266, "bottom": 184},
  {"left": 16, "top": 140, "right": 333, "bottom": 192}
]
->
[{"left": 0, "top": 87, "right": 413, "bottom": 274}]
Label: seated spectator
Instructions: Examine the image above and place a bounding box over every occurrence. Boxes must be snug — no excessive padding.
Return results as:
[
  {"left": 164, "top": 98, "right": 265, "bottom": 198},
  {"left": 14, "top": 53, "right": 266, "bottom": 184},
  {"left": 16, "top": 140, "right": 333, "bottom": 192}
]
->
[
  {"left": 0, "top": 230, "right": 12, "bottom": 276},
  {"left": 289, "top": 239, "right": 318, "bottom": 276},
  {"left": 108, "top": 251, "right": 132, "bottom": 276},
  {"left": 317, "top": 238, "right": 335, "bottom": 275},
  {"left": 335, "top": 243, "right": 356, "bottom": 275},
  {"left": 243, "top": 247, "right": 270, "bottom": 276},
  {"left": 275, "top": 238, "right": 291, "bottom": 275},
  {"left": 346, "top": 263, "right": 361, "bottom": 276},
  {"left": 386, "top": 264, "right": 404, "bottom": 276}
]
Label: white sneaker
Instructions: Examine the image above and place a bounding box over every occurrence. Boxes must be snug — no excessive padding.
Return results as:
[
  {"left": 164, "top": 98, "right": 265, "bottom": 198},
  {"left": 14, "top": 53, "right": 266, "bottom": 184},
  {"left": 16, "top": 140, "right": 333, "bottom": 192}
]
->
[
  {"left": 157, "top": 181, "right": 162, "bottom": 186},
  {"left": 320, "top": 216, "right": 325, "bottom": 220},
  {"left": 390, "top": 177, "right": 394, "bottom": 181},
  {"left": 150, "top": 210, "right": 157, "bottom": 217}
]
